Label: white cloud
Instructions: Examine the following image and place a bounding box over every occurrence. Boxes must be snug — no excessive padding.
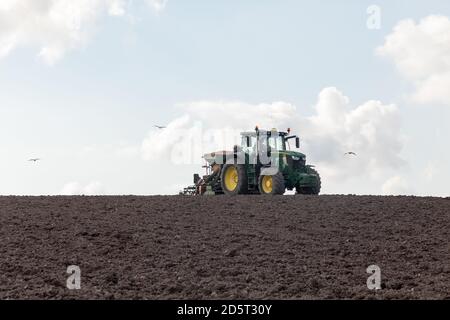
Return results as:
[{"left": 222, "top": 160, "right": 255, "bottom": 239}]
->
[
  {"left": 377, "top": 15, "right": 450, "bottom": 105},
  {"left": 115, "top": 144, "right": 140, "bottom": 158},
  {"left": 142, "top": 101, "right": 298, "bottom": 165},
  {"left": 382, "top": 175, "right": 413, "bottom": 195},
  {"left": 304, "top": 88, "right": 404, "bottom": 181},
  {"left": 146, "top": 0, "right": 168, "bottom": 13},
  {"left": 108, "top": 0, "right": 128, "bottom": 16},
  {"left": 59, "top": 181, "right": 105, "bottom": 195},
  {"left": 142, "top": 87, "right": 405, "bottom": 190},
  {"left": 0, "top": 0, "right": 167, "bottom": 64}
]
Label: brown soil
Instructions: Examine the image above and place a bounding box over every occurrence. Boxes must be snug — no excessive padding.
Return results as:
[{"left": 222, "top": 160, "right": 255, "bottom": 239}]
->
[{"left": 0, "top": 195, "right": 449, "bottom": 299}]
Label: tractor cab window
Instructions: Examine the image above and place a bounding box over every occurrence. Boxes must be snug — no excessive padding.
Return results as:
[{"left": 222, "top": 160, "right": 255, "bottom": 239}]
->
[{"left": 268, "top": 135, "right": 286, "bottom": 151}]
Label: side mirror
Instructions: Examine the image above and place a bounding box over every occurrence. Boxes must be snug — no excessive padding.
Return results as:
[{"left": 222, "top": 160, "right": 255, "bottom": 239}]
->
[
  {"left": 246, "top": 136, "right": 250, "bottom": 147},
  {"left": 295, "top": 137, "right": 300, "bottom": 148}
]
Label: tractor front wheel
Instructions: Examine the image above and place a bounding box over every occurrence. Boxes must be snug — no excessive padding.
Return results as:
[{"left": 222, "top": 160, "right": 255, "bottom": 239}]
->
[
  {"left": 258, "top": 172, "right": 285, "bottom": 195},
  {"left": 220, "top": 164, "right": 248, "bottom": 195},
  {"left": 296, "top": 168, "right": 321, "bottom": 195}
]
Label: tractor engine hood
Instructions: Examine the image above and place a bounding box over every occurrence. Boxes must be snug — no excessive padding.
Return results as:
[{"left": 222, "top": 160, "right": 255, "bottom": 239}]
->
[{"left": 278, "top": 150, "right": 306, "bottom": 159}]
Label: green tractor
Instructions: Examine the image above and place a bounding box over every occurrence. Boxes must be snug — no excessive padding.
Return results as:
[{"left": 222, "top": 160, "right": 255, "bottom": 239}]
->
[{"left": 181, "top": 127, "right": 321, "bottom": 195}]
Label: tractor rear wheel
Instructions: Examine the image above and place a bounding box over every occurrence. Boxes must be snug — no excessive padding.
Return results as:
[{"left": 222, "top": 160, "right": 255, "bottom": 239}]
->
[
  {"left": 220, "top": 164, "right": 248, "bottom": 195},
  {"left": 258, "top": 172, "right": 285, "bottom": 195}
]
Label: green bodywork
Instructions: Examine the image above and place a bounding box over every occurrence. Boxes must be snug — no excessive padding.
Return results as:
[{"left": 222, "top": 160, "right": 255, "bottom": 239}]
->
[{"left": 277, "top": 150, "right": 319, "bottom": 190}]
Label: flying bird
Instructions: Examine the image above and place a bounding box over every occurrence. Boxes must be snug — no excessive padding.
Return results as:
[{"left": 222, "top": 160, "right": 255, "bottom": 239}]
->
[
  {"left": 28, "top": 158, "right": 41, "bottom": 162},
  {"left": 344, "top": 152, "right": 357, "bottom": 156},
  {"left": 154, "top": 125, "right": 166, "bottom": 129}
]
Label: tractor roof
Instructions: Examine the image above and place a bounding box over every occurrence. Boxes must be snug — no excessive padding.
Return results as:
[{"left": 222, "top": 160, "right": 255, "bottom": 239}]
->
[{"left": 241, "top": 130, "right": 288, "bottom": 137}]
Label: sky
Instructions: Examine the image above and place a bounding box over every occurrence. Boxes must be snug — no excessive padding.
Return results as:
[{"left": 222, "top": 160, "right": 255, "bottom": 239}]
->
[{"left": 1, "top": 0, "right": 450, "bottom": 196}]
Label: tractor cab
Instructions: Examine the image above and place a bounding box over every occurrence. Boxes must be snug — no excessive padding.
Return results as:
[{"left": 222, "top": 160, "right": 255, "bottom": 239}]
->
[{"left": 240, "top": 127, "right": 300, "bottom": 155}]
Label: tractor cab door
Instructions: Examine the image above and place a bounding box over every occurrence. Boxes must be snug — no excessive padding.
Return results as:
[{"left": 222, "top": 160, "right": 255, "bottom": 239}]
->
[
  {"left": 241, "top": 135, "right": 258, "bottom": 166},
  {"left": 241, "top": 135, "right": 256, "bottom": 154},
  {"left": 257, "top": 134, "right": 281, "bottom": 172}
]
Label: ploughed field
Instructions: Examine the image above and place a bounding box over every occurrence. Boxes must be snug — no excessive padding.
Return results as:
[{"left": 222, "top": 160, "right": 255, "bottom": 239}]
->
[{"left": 0, "top": 195, "right": 449, "bottom": 299}]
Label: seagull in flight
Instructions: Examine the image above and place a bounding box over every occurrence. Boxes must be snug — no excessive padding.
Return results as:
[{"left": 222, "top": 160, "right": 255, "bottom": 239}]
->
[
  {"left": 344, "top": 152, "right": 357, "bottom": 156},
  {"left": 154, "top": 125, "right": 166, "bottom": 129},
  {"left": 28, "top": 158, "right": 41, "bottom": 162}
]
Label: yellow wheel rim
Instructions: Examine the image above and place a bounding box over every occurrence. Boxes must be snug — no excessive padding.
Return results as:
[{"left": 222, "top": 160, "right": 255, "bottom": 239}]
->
[
  {"left": 224, "top": 166, "right": 238, "bottom": 191},
  {"left": 261, "top": 176, "right": 273, "bottom": 194}
]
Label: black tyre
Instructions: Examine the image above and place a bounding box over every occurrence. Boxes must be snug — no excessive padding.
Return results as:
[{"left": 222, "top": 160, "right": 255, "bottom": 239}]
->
[
  {"left": 258, "top": 171, "right": 285, "bottom": 195},
  {"left": 220, "top": 164, "right": 248, "bottom": 195},
  {"left": 296, "top": 168, "right": 321, "bottom": 195}
]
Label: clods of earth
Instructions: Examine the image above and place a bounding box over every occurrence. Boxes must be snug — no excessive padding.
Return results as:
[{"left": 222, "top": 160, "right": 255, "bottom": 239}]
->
[{"left": 0, "top": 195, "right": 449, "bottom": 299}]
